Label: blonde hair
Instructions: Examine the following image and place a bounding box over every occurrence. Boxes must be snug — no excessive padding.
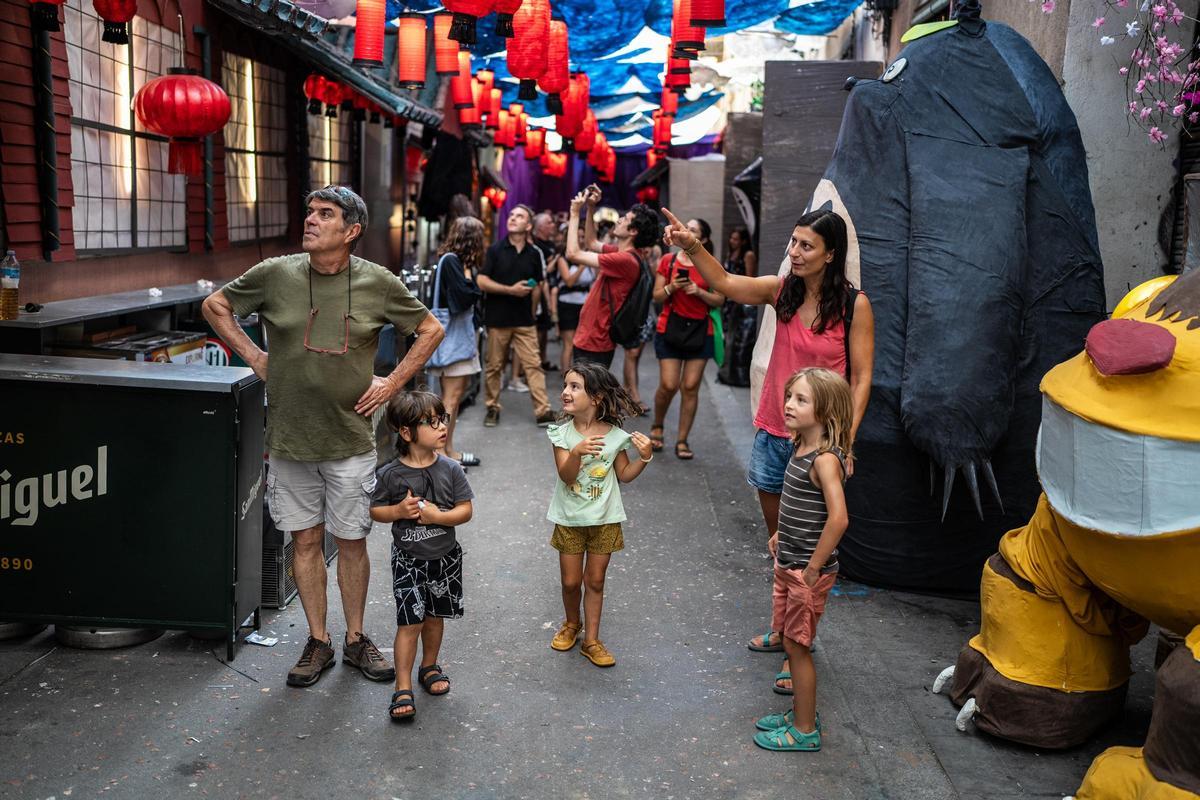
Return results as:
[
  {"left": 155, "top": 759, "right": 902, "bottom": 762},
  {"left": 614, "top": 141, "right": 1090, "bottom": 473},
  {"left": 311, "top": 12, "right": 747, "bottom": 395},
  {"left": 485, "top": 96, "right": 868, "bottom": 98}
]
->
[{"left": 783, "top": 367, "right": 853, "bottom": 459}]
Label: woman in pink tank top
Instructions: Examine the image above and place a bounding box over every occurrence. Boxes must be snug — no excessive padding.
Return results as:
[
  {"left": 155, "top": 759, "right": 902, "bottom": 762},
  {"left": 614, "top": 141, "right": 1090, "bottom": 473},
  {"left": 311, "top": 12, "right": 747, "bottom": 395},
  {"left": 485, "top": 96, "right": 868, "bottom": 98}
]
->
[{"left": 662, "top": 207, "right": 875, "bottom": 685}]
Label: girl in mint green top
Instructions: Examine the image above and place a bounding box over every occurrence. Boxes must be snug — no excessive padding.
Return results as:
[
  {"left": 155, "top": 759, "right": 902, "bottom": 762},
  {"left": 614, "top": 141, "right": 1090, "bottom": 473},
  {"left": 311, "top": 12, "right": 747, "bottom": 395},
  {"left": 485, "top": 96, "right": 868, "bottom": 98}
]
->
[{"left": 546, "top": 363, "right": 654, "bottom": 667}]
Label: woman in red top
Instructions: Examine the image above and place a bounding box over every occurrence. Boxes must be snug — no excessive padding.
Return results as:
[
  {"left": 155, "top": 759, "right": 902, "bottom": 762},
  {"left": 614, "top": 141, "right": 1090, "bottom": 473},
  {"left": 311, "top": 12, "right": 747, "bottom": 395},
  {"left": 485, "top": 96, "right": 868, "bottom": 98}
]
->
[{"left": 649, "top": 218, "right": 725, "bottom": 460}]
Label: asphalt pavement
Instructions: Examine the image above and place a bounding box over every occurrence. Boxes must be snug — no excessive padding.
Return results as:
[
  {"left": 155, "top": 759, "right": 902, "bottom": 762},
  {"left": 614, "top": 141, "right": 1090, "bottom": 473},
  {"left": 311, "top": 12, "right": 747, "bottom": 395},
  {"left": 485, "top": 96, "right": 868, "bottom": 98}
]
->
[{"left": 0, "top": 344, "right": 1159, "bottom": 799}]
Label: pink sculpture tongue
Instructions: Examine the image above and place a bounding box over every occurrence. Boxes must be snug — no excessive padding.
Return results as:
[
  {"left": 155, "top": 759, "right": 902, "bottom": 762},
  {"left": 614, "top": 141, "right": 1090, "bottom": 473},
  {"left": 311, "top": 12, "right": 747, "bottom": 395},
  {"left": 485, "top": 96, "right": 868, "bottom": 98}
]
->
[{"left": 1085, "top": 318, "right": 1177, "bottom": 376}]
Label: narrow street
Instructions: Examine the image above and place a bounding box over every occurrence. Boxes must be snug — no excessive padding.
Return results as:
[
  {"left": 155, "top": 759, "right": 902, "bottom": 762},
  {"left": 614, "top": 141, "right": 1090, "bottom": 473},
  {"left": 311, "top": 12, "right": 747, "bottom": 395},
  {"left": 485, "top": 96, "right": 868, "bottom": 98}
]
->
[{"left": 0, "top": 349, "right": 1158, "bottom": 800}]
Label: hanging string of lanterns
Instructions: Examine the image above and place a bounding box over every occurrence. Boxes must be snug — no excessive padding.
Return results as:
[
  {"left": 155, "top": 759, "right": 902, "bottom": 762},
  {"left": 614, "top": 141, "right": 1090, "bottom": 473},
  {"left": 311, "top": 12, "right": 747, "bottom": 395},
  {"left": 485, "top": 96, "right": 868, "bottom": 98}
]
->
[{"left": 670, "top": 0, "right": 705, "bottom": 60}]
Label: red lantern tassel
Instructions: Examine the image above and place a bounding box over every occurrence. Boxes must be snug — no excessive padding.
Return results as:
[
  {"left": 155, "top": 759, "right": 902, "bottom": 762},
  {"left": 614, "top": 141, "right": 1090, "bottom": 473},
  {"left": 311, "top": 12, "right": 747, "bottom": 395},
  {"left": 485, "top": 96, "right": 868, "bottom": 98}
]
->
[
  {"left": 168, "top": 140, "right": 203, "bottom": 177},
  {"left": 29, "top": 0, "right": 64, "bottom": 31}
]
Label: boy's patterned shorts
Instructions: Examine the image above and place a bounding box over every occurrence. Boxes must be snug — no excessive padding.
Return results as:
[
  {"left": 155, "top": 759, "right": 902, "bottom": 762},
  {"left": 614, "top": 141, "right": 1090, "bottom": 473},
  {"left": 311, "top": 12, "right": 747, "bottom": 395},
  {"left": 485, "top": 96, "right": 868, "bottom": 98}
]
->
[
  {"left": 391, "top": 543, "right": 464, "bottom": 626},
  {"left": 550, "top": 523, "right": 624, "bottom": 555}
]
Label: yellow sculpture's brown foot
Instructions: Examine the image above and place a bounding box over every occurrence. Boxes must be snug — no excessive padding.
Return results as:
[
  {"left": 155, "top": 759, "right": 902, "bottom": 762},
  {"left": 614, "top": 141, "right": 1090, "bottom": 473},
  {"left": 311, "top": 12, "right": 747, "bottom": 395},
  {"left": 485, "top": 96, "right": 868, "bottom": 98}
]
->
[{"left": 1073, "top": 630, "right": 1200, "bottom": 799}]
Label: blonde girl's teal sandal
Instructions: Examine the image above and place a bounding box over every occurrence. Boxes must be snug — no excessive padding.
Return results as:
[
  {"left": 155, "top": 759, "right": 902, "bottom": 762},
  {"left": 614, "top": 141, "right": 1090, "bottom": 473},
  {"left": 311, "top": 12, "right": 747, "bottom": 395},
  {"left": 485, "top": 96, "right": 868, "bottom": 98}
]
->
[
  {"left": 753, "top": 724, "right": 821, "bottom": 752},
  {"left": 755, "top": 710, "right": 821, "bottom": 732}
]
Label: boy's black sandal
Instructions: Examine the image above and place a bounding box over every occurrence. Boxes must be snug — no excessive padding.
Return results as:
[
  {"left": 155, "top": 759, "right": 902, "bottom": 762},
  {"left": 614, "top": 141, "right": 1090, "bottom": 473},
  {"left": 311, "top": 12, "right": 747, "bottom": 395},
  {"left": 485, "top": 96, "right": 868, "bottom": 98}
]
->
[
  {"left": 388, "top": 689, "right": 416, "bottom": 721},
  {"left": 418, "top": 664, "right": 451, "bottom": 695}
]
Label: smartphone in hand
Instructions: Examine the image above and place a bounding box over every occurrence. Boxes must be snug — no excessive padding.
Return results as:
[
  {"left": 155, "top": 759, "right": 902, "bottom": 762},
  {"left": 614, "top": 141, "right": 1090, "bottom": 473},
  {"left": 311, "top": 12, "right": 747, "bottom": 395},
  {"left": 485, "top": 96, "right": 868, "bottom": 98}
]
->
[{"left": 677, "top": 267, "right": 690, "bottom": 282}]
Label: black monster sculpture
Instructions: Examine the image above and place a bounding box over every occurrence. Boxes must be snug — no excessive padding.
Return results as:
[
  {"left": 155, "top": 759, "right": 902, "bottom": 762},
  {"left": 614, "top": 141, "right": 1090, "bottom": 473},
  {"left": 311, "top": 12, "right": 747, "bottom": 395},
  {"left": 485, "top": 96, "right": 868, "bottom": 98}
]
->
[{"left": 793, "top": 2, "right": 1106, "bottom": 593}]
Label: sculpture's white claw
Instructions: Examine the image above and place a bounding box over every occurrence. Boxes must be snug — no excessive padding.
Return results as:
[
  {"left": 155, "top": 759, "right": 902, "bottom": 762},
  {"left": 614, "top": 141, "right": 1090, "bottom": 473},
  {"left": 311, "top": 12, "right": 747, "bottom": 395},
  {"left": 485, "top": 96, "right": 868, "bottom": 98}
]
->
[
  {"left": 932, "top": 665, "right": 955, "bottom": 694},
  {"left": 955, "top": 697, "right": 977, "bottom": 731}
]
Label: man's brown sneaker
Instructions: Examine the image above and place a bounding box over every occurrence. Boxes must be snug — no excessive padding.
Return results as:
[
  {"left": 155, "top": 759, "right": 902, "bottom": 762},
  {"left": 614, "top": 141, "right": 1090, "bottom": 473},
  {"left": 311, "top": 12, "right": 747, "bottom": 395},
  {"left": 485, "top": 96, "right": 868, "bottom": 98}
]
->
[
  {"left": 342, "top": 633, "right": 396, "bottom": 681},
  {"left": 286, "top": 635, "right": 335, "bottom": 687}
]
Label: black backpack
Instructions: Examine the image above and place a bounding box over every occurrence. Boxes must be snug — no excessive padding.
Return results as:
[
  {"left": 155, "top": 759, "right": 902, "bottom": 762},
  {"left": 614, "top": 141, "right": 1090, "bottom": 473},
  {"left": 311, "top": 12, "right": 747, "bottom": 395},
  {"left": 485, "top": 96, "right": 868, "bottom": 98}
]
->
[{"left": 604, "top": 254, "right": 654, "bottom": 349}]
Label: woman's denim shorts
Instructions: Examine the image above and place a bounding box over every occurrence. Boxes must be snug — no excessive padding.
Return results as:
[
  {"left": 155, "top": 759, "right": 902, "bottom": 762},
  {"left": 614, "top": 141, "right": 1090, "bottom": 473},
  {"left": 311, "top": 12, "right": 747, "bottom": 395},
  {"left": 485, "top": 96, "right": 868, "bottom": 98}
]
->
[{"left": 746, "top": 428, "right": 794, "bottom": 494}]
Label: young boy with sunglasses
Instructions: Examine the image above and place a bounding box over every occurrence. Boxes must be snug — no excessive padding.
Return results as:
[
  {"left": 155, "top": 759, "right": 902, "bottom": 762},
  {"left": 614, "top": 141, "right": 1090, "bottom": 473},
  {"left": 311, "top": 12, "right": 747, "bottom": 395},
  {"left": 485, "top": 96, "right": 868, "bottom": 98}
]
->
[{"left": 370, "top": 391, "right": 474, "bottom": 721}]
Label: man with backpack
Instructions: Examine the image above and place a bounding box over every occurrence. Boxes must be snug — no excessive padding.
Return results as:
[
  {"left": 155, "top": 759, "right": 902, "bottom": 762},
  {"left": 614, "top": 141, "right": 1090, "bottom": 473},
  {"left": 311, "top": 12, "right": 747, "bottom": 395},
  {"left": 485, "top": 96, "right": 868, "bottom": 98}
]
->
[{"left": 565, "top": 186, "right": 659, "bottom": 368}]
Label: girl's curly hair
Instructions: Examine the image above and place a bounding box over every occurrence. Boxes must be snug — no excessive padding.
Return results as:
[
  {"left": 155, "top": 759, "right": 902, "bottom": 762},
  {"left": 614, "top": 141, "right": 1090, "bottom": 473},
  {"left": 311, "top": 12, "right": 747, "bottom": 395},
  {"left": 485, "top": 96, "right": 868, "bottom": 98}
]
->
[{"left": 562, "top": 363, "right": 642, "bottom": 426}]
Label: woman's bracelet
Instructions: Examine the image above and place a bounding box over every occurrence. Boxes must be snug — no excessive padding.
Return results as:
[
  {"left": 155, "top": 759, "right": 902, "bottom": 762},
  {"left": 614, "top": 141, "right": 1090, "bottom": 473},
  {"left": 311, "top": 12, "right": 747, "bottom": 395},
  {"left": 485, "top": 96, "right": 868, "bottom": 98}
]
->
[
  {"left": 639, "top": 454, "right": 654, "bottom": 463},
  {"left": 664, "top": 284, "right": 672, "bottom": 296},
  {"left": 684, "top": 242, "right": 702, "bottom": 256}
]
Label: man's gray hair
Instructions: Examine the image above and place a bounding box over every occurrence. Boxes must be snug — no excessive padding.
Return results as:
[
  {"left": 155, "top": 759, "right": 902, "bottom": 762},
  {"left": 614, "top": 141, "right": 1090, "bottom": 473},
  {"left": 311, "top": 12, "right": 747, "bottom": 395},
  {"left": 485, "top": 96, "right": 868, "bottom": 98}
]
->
[{"left": 307, "top": 185, "right": 368, "bottom": 250}]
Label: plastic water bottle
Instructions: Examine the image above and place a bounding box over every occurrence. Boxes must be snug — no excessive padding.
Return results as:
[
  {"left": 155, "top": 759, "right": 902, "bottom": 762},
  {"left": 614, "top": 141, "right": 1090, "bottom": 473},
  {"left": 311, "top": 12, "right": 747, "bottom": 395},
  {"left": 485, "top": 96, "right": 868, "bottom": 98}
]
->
[{"left": 0, "top": 251, "right": 19, "bottom": 321}]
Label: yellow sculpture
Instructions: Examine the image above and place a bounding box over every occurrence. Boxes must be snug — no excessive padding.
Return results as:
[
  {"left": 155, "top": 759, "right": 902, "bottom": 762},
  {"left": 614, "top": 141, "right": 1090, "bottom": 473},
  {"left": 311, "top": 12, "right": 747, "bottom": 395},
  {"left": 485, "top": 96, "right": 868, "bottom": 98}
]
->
[{"left": 938, "top": 271, "right": 1200, "bottom": 799}]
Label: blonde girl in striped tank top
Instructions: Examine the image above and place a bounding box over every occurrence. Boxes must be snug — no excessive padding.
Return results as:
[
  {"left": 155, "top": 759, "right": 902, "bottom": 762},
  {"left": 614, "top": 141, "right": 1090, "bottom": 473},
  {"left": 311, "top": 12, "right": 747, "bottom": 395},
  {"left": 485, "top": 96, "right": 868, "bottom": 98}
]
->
[{"left": 754, "top": 367, "right": 853, "bottom": 752}]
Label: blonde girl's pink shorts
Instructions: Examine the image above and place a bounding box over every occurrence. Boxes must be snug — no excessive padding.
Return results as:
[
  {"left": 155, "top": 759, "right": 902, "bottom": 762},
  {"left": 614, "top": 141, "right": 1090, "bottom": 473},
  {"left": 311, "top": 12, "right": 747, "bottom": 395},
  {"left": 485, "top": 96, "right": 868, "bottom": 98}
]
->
[{"left": 771, "top": 566, "right": 837, "bottom": 647}]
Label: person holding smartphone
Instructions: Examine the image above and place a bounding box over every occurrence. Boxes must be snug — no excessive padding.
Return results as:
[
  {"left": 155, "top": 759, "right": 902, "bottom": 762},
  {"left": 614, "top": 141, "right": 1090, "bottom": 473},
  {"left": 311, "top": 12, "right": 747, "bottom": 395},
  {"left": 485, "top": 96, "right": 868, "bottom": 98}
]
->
[{"left": 648, "top": 217, "right": 724, "bottom": 460}]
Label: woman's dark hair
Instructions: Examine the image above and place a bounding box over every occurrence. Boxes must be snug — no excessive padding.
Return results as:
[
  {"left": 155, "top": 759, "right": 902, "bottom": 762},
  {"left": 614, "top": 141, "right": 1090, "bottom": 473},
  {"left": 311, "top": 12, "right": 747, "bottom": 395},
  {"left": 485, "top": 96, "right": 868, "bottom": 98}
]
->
[
  {"left": 385, "top": 390, "right": 446, "bottom": 456},
  {"left": 689, "top": 218, "right": 713, "bottom": 253},
  {"left": 627, "top": 203, "right": 660, "bottom": 249},
  {"left": 775, "top": 210, "right": 850, "bottom": 333},
  {"left": 437, "top": 216, "right": 485, "bottom": 272},
  {"left": 728, "top": 226, "right": 753, "bottom": 256},
  {"left": 562, "top": 363, "right": 642, "bottom": 425}
]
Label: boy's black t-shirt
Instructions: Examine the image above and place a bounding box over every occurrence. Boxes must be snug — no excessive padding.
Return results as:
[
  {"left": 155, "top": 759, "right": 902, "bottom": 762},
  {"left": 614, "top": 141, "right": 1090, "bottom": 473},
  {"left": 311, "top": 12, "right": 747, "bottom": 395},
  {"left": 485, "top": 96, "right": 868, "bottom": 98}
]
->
[{"left": 370, "top": 454, "right": 474, "bottom": 559}]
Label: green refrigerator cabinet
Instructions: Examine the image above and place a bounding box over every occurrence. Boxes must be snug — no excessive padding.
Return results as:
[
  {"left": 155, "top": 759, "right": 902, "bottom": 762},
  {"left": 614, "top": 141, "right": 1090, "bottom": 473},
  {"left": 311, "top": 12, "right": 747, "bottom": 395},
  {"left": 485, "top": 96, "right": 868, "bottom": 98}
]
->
[{"left": 0, "top": 355, "right": 264, "bottom": 659}]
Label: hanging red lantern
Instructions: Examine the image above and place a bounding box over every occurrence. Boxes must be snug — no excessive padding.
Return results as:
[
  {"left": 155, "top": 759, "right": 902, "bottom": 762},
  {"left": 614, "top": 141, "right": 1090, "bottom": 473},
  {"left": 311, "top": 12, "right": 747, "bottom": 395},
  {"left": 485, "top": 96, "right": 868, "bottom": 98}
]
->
[
  {"left": 509, "top": 103, "right": 527, "bottom": 144},
  {"left": 321, "top": 80, "right": 343, "bottom": 117},
  {"left": 555, "top": 71, "right": 586, "bottom": 144},
  {"left": 508, "top": 0, "right": 549, "bottom": 100},
  {"left": 133, "top": 69, "right": 231, "bottom": 177},
  {"left": 29, "top": 0, "right": 64, "bottom": 32},
  {"left": 303, "top": 74, "right": 326, "bottom": 116},
  {"left": 492, "top": 0, "right": 521, "bottom": 37},
  {"left": 450, "top": 51, "right": 475, "bottom": 109},
  {"left": 647, "top": 149, "right": 660, "bottom": 168},
  {"left": 540, "top": 150, "right": 566, "bottom": 178},
  {"left": 396, "top": 12, "right": 427, "bottom": 89},
  {"left": 483, "top": 186, "right": 507, "bottom": 209},
  {"left": 352, "top": 93, "right": 371, "bottom": 121},
  {"left": 494, "top": 110, "right": 512, "bottom": 148},
  {"left": 92, "top": 0, "right": 136, "bottom": 44},
  {"left": 476, "top": 68, "right": 495, "bottom": 98},
  {"left": 352, "top": 0, "right": 386, "bottom": 66},
  {"left": 637, "top": 185, "right": 659, "bottom": 203},
  {"left": 538, "top": 19, "right": 570, "bottom": 115},
  {"left": 485, "top": 87, "right": 502, "bottom": 129},
  {"left": 660, "top": 87, "right": 678, "bottom": 117},
  {"left": 671, "top": 0, "right": 704, "bottom": 58},
  {"left": 587, "top": 132, "right": 606, "bottom": 167},
  {"left": 444, "top": 0, "right": 493, "bottom": 44},
  {"left": 689, "top": 0, "right": 724, "bottom": 26},
  {"left": 433, "top": 12, "right": 460, "bottom": 75},
  {"left": 524, "top": 128, "right": 545, "bottom": 160},
  {"left": 652, "top": 109, "right": 672, "bottom": 154},
  {"left": 574, "top": 108, "right": 596, "bottom": 153}
]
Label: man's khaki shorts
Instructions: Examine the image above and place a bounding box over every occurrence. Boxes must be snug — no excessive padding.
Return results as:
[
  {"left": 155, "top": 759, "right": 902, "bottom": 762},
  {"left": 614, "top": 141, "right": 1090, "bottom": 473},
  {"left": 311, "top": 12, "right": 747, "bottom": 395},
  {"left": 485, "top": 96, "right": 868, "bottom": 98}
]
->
[{"left": 266, "top": 451, "right": 377, "bottom": 540}]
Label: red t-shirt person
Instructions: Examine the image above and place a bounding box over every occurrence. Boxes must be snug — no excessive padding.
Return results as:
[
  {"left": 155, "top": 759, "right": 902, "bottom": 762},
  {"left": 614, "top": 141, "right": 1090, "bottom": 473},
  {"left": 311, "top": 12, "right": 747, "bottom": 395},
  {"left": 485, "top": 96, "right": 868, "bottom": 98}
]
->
[
  {"left": 655, "top": 252, "right": 714, "bottom": 336},
  {"left": 573, "top": 244, "right": 642, "bottom": 353}
]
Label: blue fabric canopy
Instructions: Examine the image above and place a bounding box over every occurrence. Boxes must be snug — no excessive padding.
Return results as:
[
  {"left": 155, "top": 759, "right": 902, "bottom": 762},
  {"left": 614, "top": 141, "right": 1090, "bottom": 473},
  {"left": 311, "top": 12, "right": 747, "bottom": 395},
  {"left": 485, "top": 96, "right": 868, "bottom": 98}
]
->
[{"left": 774, "top": 0, "right": 863, "bottom": 36}]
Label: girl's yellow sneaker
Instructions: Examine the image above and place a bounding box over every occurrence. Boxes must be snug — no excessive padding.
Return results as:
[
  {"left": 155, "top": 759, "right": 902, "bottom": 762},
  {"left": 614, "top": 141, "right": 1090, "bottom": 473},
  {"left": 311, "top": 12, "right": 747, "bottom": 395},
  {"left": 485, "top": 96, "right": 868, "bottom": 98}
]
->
[
  {"left": 580, "top": 640, "right": 616, "bottom": 667},
  {"left": 551, "top": 621, "right": 582, "bottom": 651}
]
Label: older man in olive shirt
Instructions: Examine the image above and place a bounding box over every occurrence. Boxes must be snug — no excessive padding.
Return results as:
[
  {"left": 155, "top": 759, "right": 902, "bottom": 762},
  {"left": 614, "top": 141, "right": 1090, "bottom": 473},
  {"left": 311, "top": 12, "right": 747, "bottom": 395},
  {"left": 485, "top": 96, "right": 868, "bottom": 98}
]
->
[{"left": 203, "top": 185, "right": 443, "bottom": 688}]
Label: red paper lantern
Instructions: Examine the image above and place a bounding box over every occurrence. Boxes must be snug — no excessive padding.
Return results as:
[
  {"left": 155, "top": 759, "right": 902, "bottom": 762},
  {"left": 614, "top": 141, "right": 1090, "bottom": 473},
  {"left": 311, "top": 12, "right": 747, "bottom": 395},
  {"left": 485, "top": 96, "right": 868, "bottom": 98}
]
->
[
  {"left": 92, "top": 0, "right": 136, "bottom": 44},
  {"left": 484, "top": 87, "right": 502, "bottom": 129},
  {"left": 494, "top": 110, "right": 513, "bottom": 148},
  {"left": 483, "top": 186, "right": 507, "bottom": 209},
  {"left": 509, "top": 103, "right": 526, "bottom": 144},
  {"left": 450, "top": 51, "right": 475, "bottom": 109},
  {"left": 444, "top": 0, "right": 493, "bottom": 44},
  {"left": 29, "top": 0, "right": 64, "bottom": 32},
  {"left": 133, "top": 69, "right": 231, "bottom": 177},
  {"left": 433, "top": 12, "right": 460, "bottom": 75},
  {"left": 351, "top": 93, "right": 371, "bottom": 121},
  {"left": 303, "top": 74, "right": 326, "bottom": 116},
  {"left": 587, "top": 132, "right": 606, "bottom": 167},
  {"left": 540, "top": 150, "right": 567, "bottom": 178},
  {"left": 637, "top": 185, "right": 659, "bottom": 203},
  {"left": 660, "top": 87, "right": 678, "bottom": 117},
  {"left": 321, "top": 80, "right": 344, "bottom": 117},
  {"left": 476, "top": 68, "right": 495, "bottom": 97},
  {"left": 647, "top": 150, "right": 660, "bottom": 168},
  {"left": 689, "top": 0, "right": 725, "bottom": 26},
  {"left": 538, "top": 20, "right": 570, "bottom": 115},
  {"left": 652, "top": 109, "right": 672, "bottom": 154},
  {"left": 492, "top": 0, "right": 521, "bottom": 37},
  {"left": 508, "top": 0, "right": 549, "bottom": 100},
  {"left": 352, "top": 0, "right": 386, "bottom": 66},
  {"left": 555, "top": 71, "right": 587, "bottom": 143},
  {"left": 671, "top": 0, "right": 704, "bottom": 57},
  {"left": 574, "top": 108, "right": 596, "bottom": 153},
  {"left": 396, "top": 12, "right": 427, "bottom": 89},
  {"left": 524, "top": 128, "right": 545, "bottom": 160}
]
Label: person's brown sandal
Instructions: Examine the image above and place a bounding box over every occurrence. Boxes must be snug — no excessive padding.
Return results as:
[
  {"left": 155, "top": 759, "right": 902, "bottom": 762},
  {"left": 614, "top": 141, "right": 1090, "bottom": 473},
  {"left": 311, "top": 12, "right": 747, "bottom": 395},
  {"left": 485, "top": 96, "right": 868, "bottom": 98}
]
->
[
  {"left": 675, "top": 440, "right": 694, "bottom": 460},
  {"left": 649, "top": 425, "right": 665, "bottom": 452}
]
